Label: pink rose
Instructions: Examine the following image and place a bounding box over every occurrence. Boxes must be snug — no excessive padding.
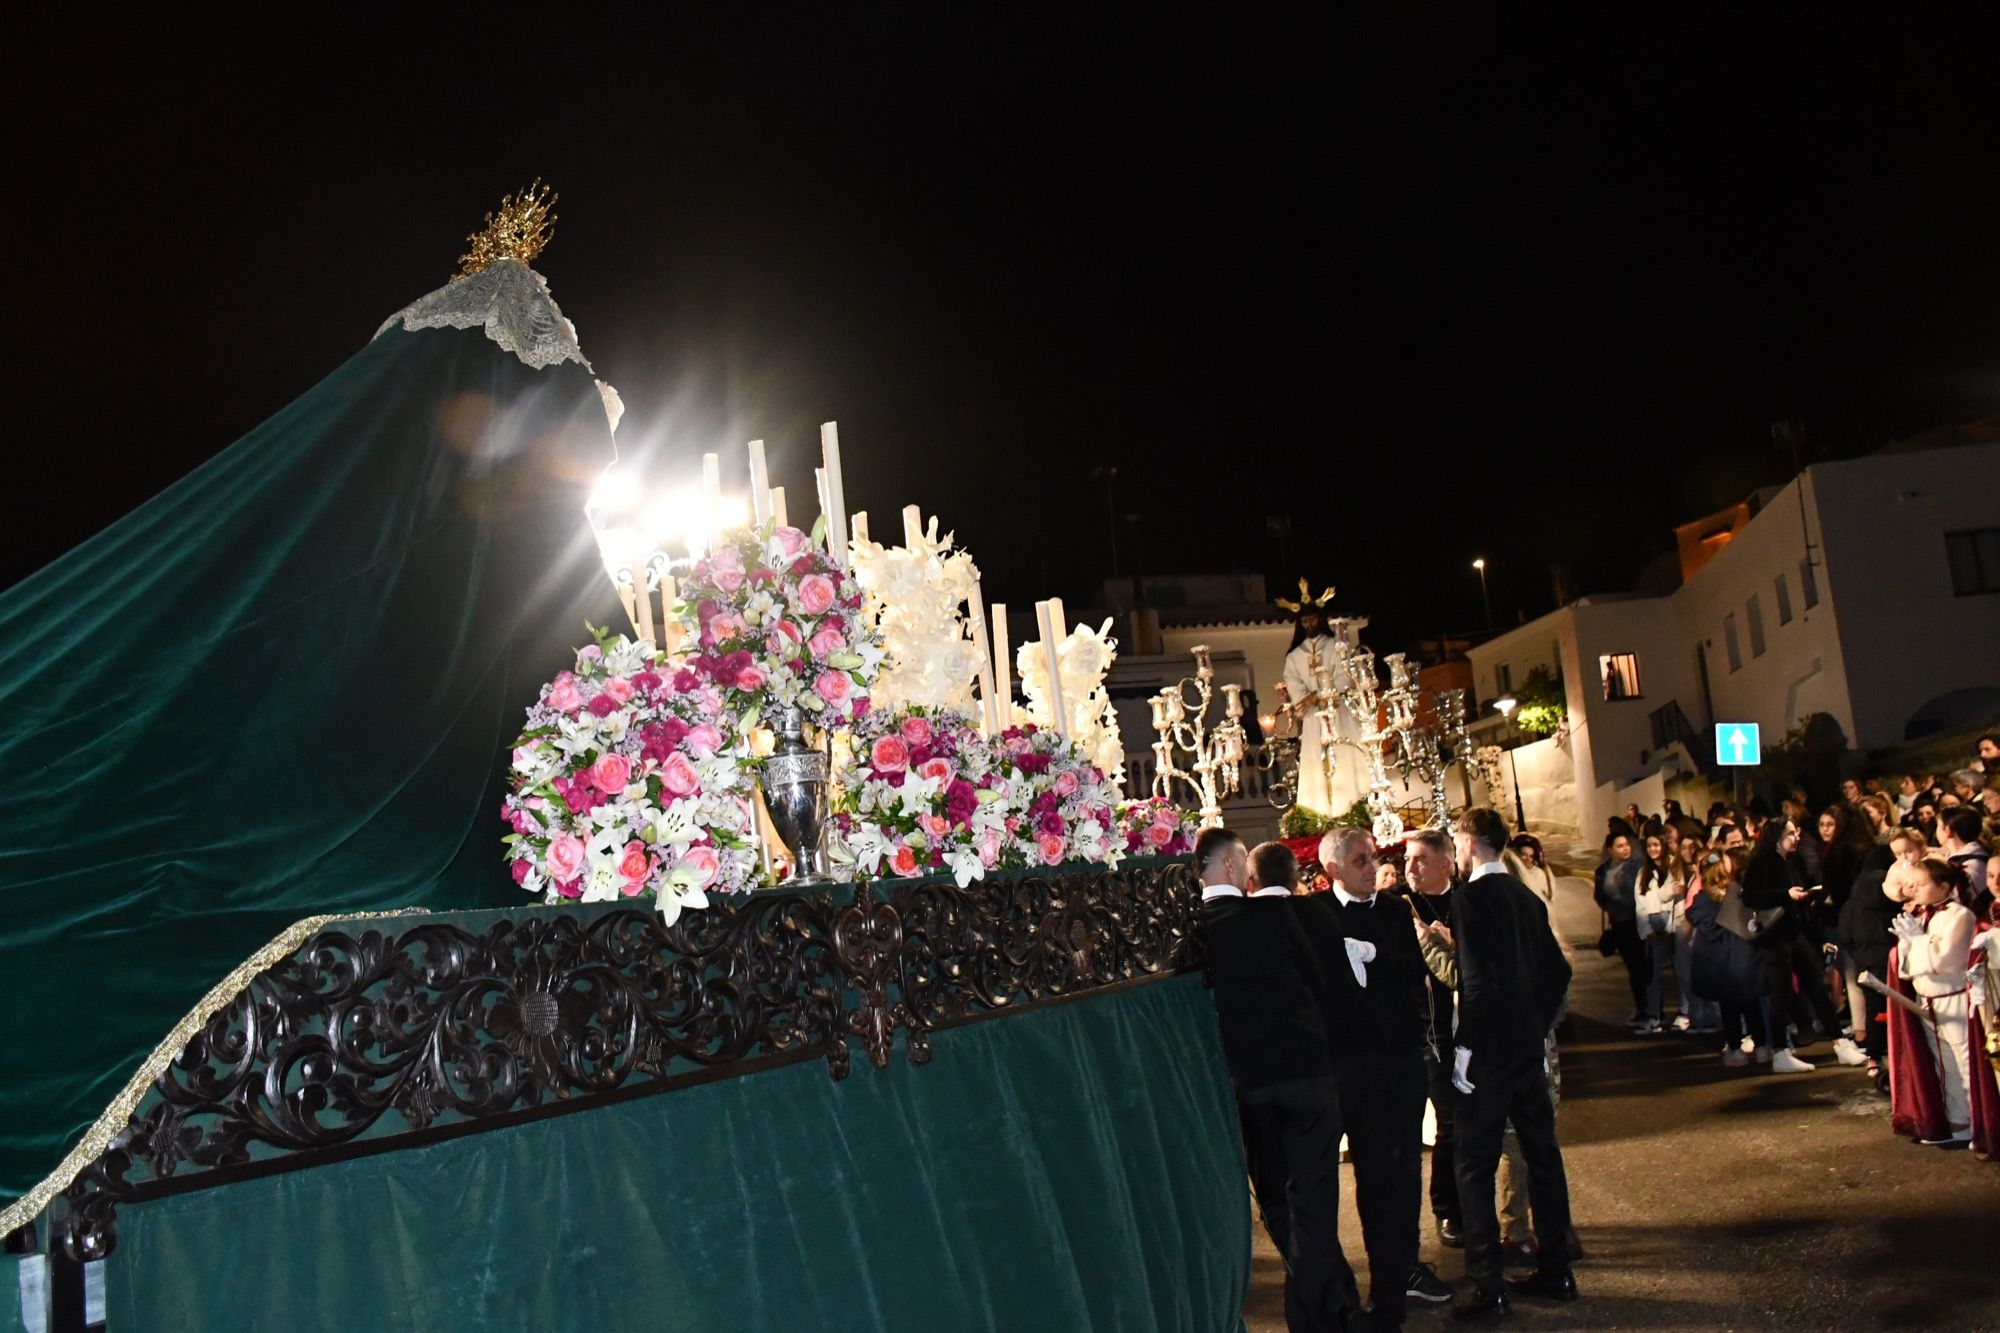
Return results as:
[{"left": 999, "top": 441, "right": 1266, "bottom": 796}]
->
[
  {"left": 891, "top": 845, "right": 920, "bottom": 877},
  {"left": 707, "top": 612, "right": 745, "bottom": 644},
  {"left": 870, "top": 735, "right": 910, "bottom": 772},
  {"left": 734, "top": 664, "right": 767, "bottom": 691},
  {"left": 797, "top": 574, "right": 836, "bottom": 615},
  {"left": 577, "top": 644, "right": 603, "bottom": 663},
  {"left": 1037, "top": 833, "right": 1067, "bottom": 866},
  {"left": 917, "top": 757, "right": 953, "bottom": 784},
  {"left": 809, "top": 625, "right": 845, "bottom": 657},
  {"left": 774, "top": 525, "right": 808, "bottom": 556},
  {"left": 685, "top": 723, "right": 725, "bottom": 759},
  {"left": 680, "top": 844, "right": 721, "bottom": 888},
  {"left": 546, "top": 675, "right": 584, "bottom": 713},
  {"left": 814, "top": 669, "right": 850, "bottom": 705},
  {"left": 510, "top": 857, "right": 533, "bottom": 885},
  {"left": 977, "top": 828, "right": 1002, "bottom": 868},
  {"left": 920, "top": 813, "right": 950, "bottom": 839},
  {"left": 660, "top": 752, "right": 701, "bottom": 796},
  {"left": 900, "top": 716, "right": 934, "bottom": 747},
  {"left": 1055, "top": 770, "right": 1080, "bottom": 797},
  {"left": 774, "top": 619, "right": 803, "bottom": 644},
  {"left": 604, "top": 677, "right": 636, "bottom": 703},
  {"left": 546, "top": 836, "right": 586, "bottom": 883},
  {"left": 589, "top": 754, "right": 633, "bottom": 794},
  {"left": 1144, "top": 822, "right": 1175, "bottom": 848},
  {"left": 618, "top": 839, "right": 652, "bottom": 884},
  {"left": 710, "top": 544, "right": 746, "bottom": 592}
]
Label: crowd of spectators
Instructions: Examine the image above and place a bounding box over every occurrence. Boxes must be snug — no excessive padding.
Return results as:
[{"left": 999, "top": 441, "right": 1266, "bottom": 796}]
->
[{"left": 1590, "top": 732, "right": 2000, "bottom": 1153}]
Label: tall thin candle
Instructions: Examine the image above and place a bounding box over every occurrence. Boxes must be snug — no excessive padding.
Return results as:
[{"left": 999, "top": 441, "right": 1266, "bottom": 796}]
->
[
  {"left": 1035, "top": 601, "right": 1070, "bottom": 739},
  {"left": 746, "top": 439, "right": 770, "bottom": 527},
  {"left": 769, "top": 486, "right": 788, "bottom": 528},
  {"left": 821, "top": 421, "right": 849, "bottom": 567},
  {"left": 902, "top": 503, "right": 923, "bottom": 548},
  {"left": 700, "top": 452, "right": 722, "bottom": 555},
  {"left": 968, "top": 578, "right": 999, "bottom": 735},
  {"left": 990, "top": 602, "right": 1012, "bottom": 731}
]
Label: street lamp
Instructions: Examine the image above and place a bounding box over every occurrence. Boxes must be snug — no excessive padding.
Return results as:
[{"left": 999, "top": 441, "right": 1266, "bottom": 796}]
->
[
  {"left": 1492, "top": 694, "right": 1527, "bottom": 831},
  {"left": 1472, "top": 557, "right": 1493, "bottom": 631}
]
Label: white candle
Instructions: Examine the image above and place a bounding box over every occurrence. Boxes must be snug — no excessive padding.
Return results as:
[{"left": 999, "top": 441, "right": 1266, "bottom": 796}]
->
[
  {"left": 990, "top": 602, "right": 1012, "bottom": 730},
  {"left": 701, "top": 452, "right": 722, "bottom": 554},
  {"left": 821, "top": 421, "right": 848, "bottom": 568},
  {"left": 968, "top": 578, "right": 998, "bottom": 735},
  {"left": 814, "top": 467, "right": 829, "bottom": 538},
  {"left": 1035, "top": 601, "right": 1070, "bottom": 739},
  {"left": 746, "top": 439, "right": 770, "bottom": 527},
  {"left": 769, "top": 485, "right": 788, "bottom": 528},
  {"left": 902, "top": 503, "right": 923, "bottom": 548},
  {"left": 633, "top": 570, "right": 657, "bottom": 647},
  {"left": 851, "top": 510, "right": 870, "bottom": 545}
]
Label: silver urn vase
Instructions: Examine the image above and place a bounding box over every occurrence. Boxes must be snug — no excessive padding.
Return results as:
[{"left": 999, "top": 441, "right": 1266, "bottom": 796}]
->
[{"left": 760, "top": 704, "right": 832, "bottom": 884}]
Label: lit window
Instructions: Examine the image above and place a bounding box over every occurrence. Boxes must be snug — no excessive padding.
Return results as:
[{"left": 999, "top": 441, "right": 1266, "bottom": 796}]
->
[
  {"left": 1723, "top": 615, "right": 1742, "bottom": 672},
  {"left": 1747, "top": 594, "right": 1766, "bottom": 658},
  {"left": 1799, "top": 557, "right": 1820, "bottom": 608},
  {"left": 1774, "top": 573, "right": 1793, "bottom": 625},
  {"left": 1599, "top": 653, "right": 1642, "bottom": 701},
  {"left": 1945, "top": 528, "right": 2000, "bottom": 596}
]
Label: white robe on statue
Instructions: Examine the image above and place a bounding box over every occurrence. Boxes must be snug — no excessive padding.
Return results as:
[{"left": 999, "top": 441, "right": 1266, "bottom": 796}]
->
[{"left": 1282, "top": 634, "right": 1353, "bottom": 816}]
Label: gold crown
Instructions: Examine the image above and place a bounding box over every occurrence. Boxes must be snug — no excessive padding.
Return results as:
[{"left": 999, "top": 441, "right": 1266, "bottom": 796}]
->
[
  {"left": 454, "top": 180, "right": 557, "bottom": 278},
  {"left": 1274, "top": 577, "right": 1335, "bottom": 614}
]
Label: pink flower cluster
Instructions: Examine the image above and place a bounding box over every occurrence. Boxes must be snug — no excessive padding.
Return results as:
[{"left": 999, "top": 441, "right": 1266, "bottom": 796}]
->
[
  {"left": 674, "top": 524, "right": 882, "bottom": 728},
  {"left": 983, "top": 724, "right": 1123, "bottom": 871},
  {"left": 502, "top": 635, "right": 757, "bottom": 919},
  {"left": 834, "top": 707, "right": 1003, "bottom": 883},
  {"left": 1115, "top": 796, "right": 1201, "bottom": 857}
]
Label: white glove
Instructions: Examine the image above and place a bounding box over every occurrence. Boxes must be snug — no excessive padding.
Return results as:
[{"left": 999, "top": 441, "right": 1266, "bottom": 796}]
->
[
  {"left": 1343, "top": 937, "right": 1376, "bottom": 988},
  {"left": 1452, "top": 1045, "right": 1475, "bottom": 1094},
  {"left": 1891, "top": 913, "right": 1927, "bottom": 940}
]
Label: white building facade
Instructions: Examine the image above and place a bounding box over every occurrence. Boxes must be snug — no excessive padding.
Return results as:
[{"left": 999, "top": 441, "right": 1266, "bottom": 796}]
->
[{"left": 1468, "top": 441, "right": 2000, "bottom": 834}]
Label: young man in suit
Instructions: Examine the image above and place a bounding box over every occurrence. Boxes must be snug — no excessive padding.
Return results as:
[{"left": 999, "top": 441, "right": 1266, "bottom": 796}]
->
[
  {"left": 1447, "top": 806, "right": 1578, "bottom": 1320},
  {"left": 1307, "top": 827, "right": 1453, "bottom": 1325},
  {"left": 1402, "top": 828, "right": 1463, "bottom": 1250},
  {"left": 1199, "top": 827, "right": 1359, "bottom": 1332}
]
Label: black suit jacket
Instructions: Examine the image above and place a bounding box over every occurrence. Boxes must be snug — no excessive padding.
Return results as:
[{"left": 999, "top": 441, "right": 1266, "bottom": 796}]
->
[
  {"left": 1200, "top": 894, "right": 1336, "bottom": 1099},
  {"left": 1451, "top": 871, "right": 1570, "bottom": 1076}
]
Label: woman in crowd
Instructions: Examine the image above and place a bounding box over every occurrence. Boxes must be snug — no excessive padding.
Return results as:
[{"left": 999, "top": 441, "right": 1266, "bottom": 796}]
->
[
  {"left": 1857, "top": 793, "right": 1898, "bottom": 849},
  {"left": 1669, "top": 833, "right": 1720, "bottom": 1033},
  {"left": 1837, "top": 831, "right": 1920, "bottom": 1091},
  {"left": 1631, "top": 834, "right": 1676, "bottom": 1033},
  {"left": 1508, "top": 833, "right": 1556, "bottom": 904},
  {"left": 1686, "top": 849, "right": 1773, "bottom": 1067},
  {"left": 1594, "top": 832, "right": 1650, "bottom": 1031},
  {"left": 1890, "top": 858, "right": 1999, "bottom": 1153},
  {"left": 1741, "top": 818, "right": 1837, "bottom": 1070}
]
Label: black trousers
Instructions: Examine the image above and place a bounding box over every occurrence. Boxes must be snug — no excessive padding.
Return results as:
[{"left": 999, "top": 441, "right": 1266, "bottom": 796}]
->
[
  {"left": 1760, "top": 931, "right": 1838, "bottom": 1042},
  {"left": 1454, "top": 1053, "right": 1574, "bottom": 1293},
  {"left": 1611, "top": 918, "right": 1650, "bottom": 1015},
  {"left": 1241, "top": 1083, "right": 1357, "bottom": 1333},
  {"left": 1335, "top": 1050, "right": 1427, "bottom": 1322},
  {"left": 1422, "top": 1049, "right": 1458, "bottom": 1223}
]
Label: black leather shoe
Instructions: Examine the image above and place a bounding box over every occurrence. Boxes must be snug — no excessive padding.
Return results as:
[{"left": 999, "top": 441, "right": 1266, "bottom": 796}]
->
[
  {"left": 1500, "top": 1238, "right": 1539, "bottom": 1269},
  {"left": 1437, "top": 1214, "right": 1465, "bottom": 1248},
  {"left": 1451, "top": 1287, "right": 1511, "bottom": 1321},
  {"left": 1506, "top": 1268, "right": 1579, "bottom": 1303}
]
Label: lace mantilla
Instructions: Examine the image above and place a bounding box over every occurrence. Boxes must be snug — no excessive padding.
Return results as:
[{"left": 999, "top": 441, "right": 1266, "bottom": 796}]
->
[{"left": 375, "top": 258, "right": 591, "bottom": 372}]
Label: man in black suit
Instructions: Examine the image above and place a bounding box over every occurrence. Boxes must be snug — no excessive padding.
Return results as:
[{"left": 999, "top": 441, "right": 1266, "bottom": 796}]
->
[
  {"left": 1305, "top": 827, "right": 1451, "bottom": 1325},
  {"left": 1198, "top": 827, "right": 1359, "bottom": 1332},
  {"left": 1447, "top": 807, "right": 1578, "bottom": 1320}
]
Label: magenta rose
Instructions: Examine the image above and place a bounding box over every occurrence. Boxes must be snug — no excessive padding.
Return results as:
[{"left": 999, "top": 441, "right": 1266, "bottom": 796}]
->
[
  {"left": 870, "top": 735, "right": 910, "bottom": 772},
  {"left": 587, "top": 694, "right": 617, "bottom": 717},
  {"left": 510, "top": 858, "right": 533, "bottom": 885},
  {"left": 814, "top": 669, "right": 850, "bottom": 705},
  {"left": 680, "top": 844, "right": 721, "bottom": 888},
  {"left": 797, "top": 574, "right": 837, "bottom": 615},
  {"left": 589, "top": 754, "right": 634, "bottom": 794},
  {"left": 546, "top": 835, "right": 586, "bottom": 883},
  {"left": 900, "top": 716, "right": 934, "bottom": 747},
  {"left": 660, "top": 752, "right": 701, "bottom": 797}
]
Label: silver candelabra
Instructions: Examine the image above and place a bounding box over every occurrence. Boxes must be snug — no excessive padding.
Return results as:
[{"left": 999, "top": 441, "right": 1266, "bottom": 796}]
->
[{"left": 1149, "top": 644, "right": 1247, "bottom": 829}]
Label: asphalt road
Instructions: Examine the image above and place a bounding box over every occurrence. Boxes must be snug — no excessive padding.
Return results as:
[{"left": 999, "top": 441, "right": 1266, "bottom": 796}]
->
[{"left": 1242, "top": 869, "right": 2000, "bottom": 1331}]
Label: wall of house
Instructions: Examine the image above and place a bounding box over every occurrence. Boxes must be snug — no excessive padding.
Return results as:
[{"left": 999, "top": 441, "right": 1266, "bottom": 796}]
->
[{"left": 1809, "top": 443, "right": 2000, "bottom": 747}]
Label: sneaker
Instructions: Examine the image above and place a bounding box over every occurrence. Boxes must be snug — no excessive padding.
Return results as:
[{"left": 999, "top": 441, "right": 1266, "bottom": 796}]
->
[
  {"left": 1721, "top": 1047, "right": 1750, "bottom": 1068},
  {"left": 1406, "top": 1260, "right": 1453, "bottom": 1303},
  {"left": 1831, "top": 1037, "right": 1867, "bottom": 1067},
  {"left": 1624, "top": 1012, "right": 1651, "bottom": 1031},
  {"left": 1671, "top": 1014, "right": 1693, "bottom": 1032},
  {"left": 1740, "top": 1035, "right": 1757, "bottom": 1054},
  {"left": 1771, "top": 1049, "right": 1816, "bottom": 1073},
  {"left": 1752, "top": 1045, "right": 1772, "bottom": 1065}
]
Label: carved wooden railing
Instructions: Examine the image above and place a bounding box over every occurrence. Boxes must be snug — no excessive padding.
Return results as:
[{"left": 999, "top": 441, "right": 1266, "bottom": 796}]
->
[{"left": 23, "top": 859, "right": 1200, "bottom": 1274}]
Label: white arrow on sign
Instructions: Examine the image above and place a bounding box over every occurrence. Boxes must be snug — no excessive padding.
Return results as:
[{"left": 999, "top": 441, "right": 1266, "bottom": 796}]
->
[{"left": 1726, "top": 727, "right": 1749, "bottom": 764}]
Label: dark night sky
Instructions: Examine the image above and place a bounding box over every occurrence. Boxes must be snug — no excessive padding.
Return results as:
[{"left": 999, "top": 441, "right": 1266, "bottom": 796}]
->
[{"left": 7, "top": 12, "right": 1998, "bottom": 651}]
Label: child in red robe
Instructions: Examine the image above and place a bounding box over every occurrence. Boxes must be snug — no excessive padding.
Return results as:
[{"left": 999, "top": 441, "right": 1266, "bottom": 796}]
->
[{"left": 1887, "top": 858, "right": 1999, "bottom": 1155}]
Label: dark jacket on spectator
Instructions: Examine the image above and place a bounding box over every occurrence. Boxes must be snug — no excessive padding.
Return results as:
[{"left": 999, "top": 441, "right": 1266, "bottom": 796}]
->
[
  {"left": 1686, "top": 890, "right": 1766, "bottom": 1005},
  {"left": 1837, "top": 867, "right": 1899, "bottom": 980},
  {"left": 1452, "top": 871, "right": 1571, "bottom": 1076},
  {"left": 1303, "top": 890, "right": 1431, "bottom": 1058},
  {"left": 1741, "top": 846, "right": 1800, "bottom": 943},
  {"left": 1201, "top": 896, "right": 1335, "bottom": 1100},
  {"left": 1593, "top": 856, "right": 1639, "bottom": 923}
]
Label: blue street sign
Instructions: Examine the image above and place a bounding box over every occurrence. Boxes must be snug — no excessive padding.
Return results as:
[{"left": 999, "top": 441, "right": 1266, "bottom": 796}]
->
[{"left": 1715, "top": 722, "right": 1761, "bottom": 767}]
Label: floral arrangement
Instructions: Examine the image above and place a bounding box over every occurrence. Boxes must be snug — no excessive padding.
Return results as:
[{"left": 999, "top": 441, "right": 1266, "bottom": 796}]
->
[
  {"left": 673, "top": 523, "right": 884, "bottom": 730},
  {"left": 1115, "top": 797, "right": 1201, "bottom": 857},
  {"left": 1015, "top": 618, "right": 1125, "bottom": 790},
  {"left": 502, "top": 633, "right": 759, "bottom": 922},
  {"left": 833, "top": 706, "right": 1009, "bottom": 887},
  {"left": 847, "top": 519, "right": 987, "bottom": 714},
  {"left": 989, "top": 723, "right": 1124, "bottom": 870}
]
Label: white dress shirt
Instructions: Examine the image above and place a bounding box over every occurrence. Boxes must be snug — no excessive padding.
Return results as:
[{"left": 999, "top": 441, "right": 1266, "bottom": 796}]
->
[
  {"left": 1324, "top": 884, "right": 1379, "bottom": 984},
  {"left": 1201, "top": 883, "right": 1293, "bottom": 901}
]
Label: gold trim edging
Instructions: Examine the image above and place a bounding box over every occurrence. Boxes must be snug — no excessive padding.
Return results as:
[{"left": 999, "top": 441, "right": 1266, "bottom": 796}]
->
[{"left": 0, "top": 908, "right": 428, "bottom": 1240}]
